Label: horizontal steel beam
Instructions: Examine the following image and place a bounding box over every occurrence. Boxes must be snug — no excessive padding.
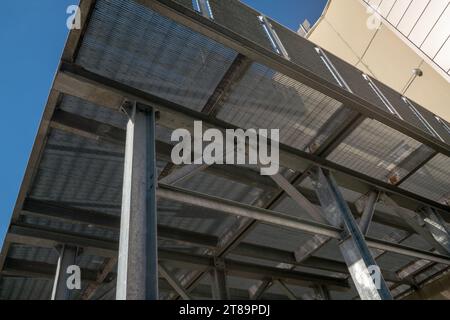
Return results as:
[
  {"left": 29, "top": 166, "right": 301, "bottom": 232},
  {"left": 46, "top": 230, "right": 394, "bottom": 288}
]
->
[
  {"left": 47, "top": 109, "right": 421, "bottom": 232},
  {"left": 201, "top": 53, "right": 252, "bottom": 116},
  {"left": 17, "top": 200, "right": 407, "bottom": 283},
  {"left": 18, "top": 198, "right": 348, "bottom": 273},
  {"left": 235, "top": 242, "right": 404, "bottom": 284},
  {"left": 1, "top": 256, "right": 406, "bottom": 298},
  {"left": 23, "top": 198, "right": 121, "bottom": 230},
  {"left": 6, "top": 223, "right": 118, "bottom": 258},
  {"left": 18, "top": 190, "right": 448, "bottom": 266},
  {"left": 19, "top": 201, "right": 346, "bottom": 272},
  {"left": 2, "top": 258, "right": 102, "bottom": 283},
  {"left": 54, "top": 63, "right": 450, "bottom": 216},
  {"left": 158, "top": 184, "right": 342, "bottom": 237},
  {"left": 2, "top": 223, "right": 348, "bottom": 289},
  {"left": 159, "top": 279, "right": 291, "bottom": 300},
  {"left": 5, "top": 222, "right": 221, "bottom": 258},
  {"left": 14, "top": 210, "right": 446, "bottom": 270},
  {"left": 22, "top": 200, "right": 217, "bottom": 248},
  {"left": 158, "top": 249, "right": 349, "bottom": 290},
  {"left": 50, "top": 109, "right": 126, "bottom": 145},
  {"left": 157, "top": 184, "right": 450, "bottom": 265}
]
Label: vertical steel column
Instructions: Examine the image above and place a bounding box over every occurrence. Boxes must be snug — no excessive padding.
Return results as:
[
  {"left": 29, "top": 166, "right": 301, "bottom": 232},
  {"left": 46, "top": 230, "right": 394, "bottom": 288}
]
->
[
  {"left": 312, "top": 168, "right": 392, "bottom": 300},
  {"left": 359, "top": 191, "right": 379, "bottom": 235},
  {"left": 210, "top": 258, "right": 229, "bottom": 300},
  {"left": 51, "top": 245, "right": 78, "bottom": 300},
  {"left": 116, "top": 103, "right": 158, "bottom": 300}
]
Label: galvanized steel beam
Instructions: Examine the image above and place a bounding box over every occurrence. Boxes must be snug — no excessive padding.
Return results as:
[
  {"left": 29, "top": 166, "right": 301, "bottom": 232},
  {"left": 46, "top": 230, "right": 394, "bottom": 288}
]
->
[
  {"left": 156, "top": 184, "right": 450, "bottom": 265},
  {"left": 51, "top": 245, "right": 79, "bottom": 300},
  {"left": 159, "top": 249, "right": 349, "bottom": 289},
  {"left": 116, "top": 103, "right": 158, "bottom": 300},
  {"left": 311, "top": 168, "right": 392, "bottom": 300}
]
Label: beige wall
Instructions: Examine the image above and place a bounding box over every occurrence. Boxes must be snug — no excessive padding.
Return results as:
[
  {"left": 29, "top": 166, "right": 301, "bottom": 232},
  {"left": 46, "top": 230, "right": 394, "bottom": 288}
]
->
[{"left": 307, "top": 0, "right": 450, "bottom": 122}]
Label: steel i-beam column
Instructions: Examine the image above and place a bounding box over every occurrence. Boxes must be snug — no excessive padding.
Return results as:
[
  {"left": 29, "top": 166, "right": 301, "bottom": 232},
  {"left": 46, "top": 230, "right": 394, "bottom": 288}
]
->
[
  {"left": 311, "top": 168, "right": 392, "bottom": 300},
  {"left": 116, "top": 102, "right": 158, "bottom": 300},
  {"left": 51, "top": 245, "right": 79, "bottom": 300},
  {"left": 211, "top": 258, "right": 229, "bottom": 300}
]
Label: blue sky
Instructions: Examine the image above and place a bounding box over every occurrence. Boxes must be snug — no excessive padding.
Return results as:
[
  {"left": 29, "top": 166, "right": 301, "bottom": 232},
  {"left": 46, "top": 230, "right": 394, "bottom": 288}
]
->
[
  {"left": 0, "top": 0, "right": 327, "bottom": 247},
  {"left": 242, "top": 0, "right": 327, "bottom": 31}
]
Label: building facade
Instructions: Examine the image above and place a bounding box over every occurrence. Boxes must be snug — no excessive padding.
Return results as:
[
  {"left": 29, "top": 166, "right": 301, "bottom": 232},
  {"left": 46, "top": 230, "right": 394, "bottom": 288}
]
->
[{"left": 307, "top": 0, "right": 450, "bottom": 122}]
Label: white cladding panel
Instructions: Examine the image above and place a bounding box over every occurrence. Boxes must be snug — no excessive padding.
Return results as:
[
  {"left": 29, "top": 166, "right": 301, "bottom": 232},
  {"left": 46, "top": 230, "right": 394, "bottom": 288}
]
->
[{"left": 363, "top": 0, "right": 450, "bottom": 77}]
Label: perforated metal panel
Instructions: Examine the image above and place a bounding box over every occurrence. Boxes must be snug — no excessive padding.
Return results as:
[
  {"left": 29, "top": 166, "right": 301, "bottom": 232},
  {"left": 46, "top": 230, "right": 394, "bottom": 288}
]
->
[
  {"left": 216, "top": 63, "right": 345, "bottom": 151},
  {"left": 1, "top": 244, "right": 106, "bottom": 300},
  {"left": 8, "top": 245, "right": 59, "bottom": 265},
  {"left": 172, "top": 0, "right": 194, "bottom": 9},
  {"left": 22, "top": 215, "right": 118, "bottom": 241},
  {"left": 400, "top": 154, "right": 450, "bottom": 203},
  {"left": 327, "top": 118, "right": 434, "bottom": 182},
  {"left": 30, "top": 130, "right": 125, "bottom": 216},
  {"left": 0, "top": 278, "right": 52, "bottom": 300},
  {"left": 209, "top": 0, "right": 273, "bottom": 52},
  {"left": 270, "top": 20, "right": 341, "bottom": 85},
  {"left": 77, "top": 0, "right": 238, "bottom": 112}
]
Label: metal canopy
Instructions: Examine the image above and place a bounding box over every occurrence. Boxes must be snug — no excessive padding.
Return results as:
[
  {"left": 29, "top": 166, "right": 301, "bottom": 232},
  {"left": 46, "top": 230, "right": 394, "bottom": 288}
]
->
[{"left": 1, "top": 0, "right": 450, "bottom": 300}]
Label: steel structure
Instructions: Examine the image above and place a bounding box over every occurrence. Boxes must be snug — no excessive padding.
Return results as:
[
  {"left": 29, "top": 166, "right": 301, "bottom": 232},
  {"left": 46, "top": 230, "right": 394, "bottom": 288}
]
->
[{"left": 1, "top": 0, "right": 450, "bottom": 300}]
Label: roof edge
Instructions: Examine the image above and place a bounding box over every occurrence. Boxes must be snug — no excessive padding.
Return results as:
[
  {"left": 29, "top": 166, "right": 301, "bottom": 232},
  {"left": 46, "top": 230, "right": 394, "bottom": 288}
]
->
[{"left": 305, "top": 0, "right": 332, "bottom": 38}]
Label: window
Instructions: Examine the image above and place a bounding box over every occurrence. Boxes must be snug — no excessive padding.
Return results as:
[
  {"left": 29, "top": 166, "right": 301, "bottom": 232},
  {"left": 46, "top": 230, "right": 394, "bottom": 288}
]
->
[
  {"left": 362, "top": 74, "right": 403, "bottom": 120},
  {"left": 203, "top": 0, "right": 214, "bottom": 19},
  {"left": 192, "top": 0, "right": 214, "bottom": 19},
  {"left": 258, "top": 16, "right": 290, "bottom": 59},
  {"left": 315, "top": 47, "right": 352, "bottom": 92},
  {"left": 192, "top": 0, "right": 201, "bottom": 12},
  {"left": 402, "top": 97, "right": 444, "bottom": 142},
  {"left": 435, "top": 116, "right": 450, "bottom": 136}
]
